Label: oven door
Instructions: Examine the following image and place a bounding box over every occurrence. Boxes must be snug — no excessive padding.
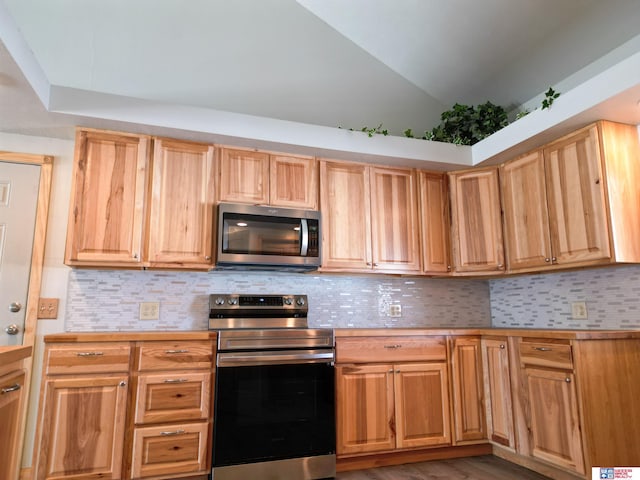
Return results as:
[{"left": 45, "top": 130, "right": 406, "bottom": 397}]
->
[{"left": 212, "top": 351, "right": 335, "bottom": 468}]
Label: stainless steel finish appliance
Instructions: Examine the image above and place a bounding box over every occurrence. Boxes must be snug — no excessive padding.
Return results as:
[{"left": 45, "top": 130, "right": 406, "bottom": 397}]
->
[
  {"left": 216, "top": 203, "right": 321, "bottom": 271},
  {"left": 210, "top": 294, "right": 335, "bottom": 480}
]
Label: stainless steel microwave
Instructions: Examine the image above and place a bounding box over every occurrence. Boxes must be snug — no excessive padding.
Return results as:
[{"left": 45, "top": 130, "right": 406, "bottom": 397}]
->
[{"left": 216, "top": 203, "right": 321, "bottom": 270}]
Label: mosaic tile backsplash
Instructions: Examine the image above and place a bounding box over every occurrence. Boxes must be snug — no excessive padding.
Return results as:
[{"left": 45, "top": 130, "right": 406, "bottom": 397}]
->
[
  {"left": 490, "top": 264, "right": 640, "bottom": 329},
  {"left": 65, "top": 270, "right": 491, "bottom": 331}
]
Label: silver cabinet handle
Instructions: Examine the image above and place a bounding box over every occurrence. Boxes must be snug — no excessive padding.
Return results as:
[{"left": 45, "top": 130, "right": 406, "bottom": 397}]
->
[
  {"left": 164, "top": 378, "right": 188, "bottom": 383},
  {"left": 160, "top": 429, "right": 186, "bottom": 436},
  {"left": 384, "top": 344, "right": 402, "bottom": 349},
  {"left": 77, "top": 351, "right": 104, "bottom": 357},
  {"left": 1, "top": 383, "right": 21, "bottom": 394},
  {"left": 534, "top": 347, "right": 552, "bottom": 352},
  {"left": 165, "top": 349, "right": 188, "bottom": 354}
]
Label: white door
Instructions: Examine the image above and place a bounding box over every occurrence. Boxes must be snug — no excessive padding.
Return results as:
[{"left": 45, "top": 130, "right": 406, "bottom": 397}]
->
[{"left": 0, "top": 161, "right": 40, "bottom": 346}]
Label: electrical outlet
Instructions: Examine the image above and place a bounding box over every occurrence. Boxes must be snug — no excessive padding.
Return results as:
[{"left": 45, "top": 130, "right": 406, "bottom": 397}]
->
[
  {"left": 140, "top": 302, "right": 160, "bottom": 320},
  {"left": 38, "top": 298, "right": 59, "bottom": 319},
  {"left": 571, "top": 301, "right": 588, "bottom": 320},
  {"left": 389, "top": 304, "right": 402, "bottom": 317}
]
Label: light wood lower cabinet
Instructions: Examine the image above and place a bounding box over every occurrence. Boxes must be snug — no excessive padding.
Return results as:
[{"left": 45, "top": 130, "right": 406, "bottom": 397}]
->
[
  {"left": 0, "top": 347, "right": 31, "bottom": 480},
  {"left": 34, "top": 342, "right": 131, "bottom": 480},
  {"left": 336, "top": 362, "right": 451, "bottom": 456},
  {"left": 449, "top": 337, "right": 485, "bottom": 444},
  {"left": 481, "top": 337, "right": 515, "bottom": 450},
  {"left": 35, "top": 338, "right": 214, "bottom": 480}
]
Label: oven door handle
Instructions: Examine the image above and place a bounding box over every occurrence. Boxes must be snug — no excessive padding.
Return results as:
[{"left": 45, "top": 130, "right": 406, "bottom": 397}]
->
[{"left": 217, "top": 349, "right": 334, "bottom": 367}]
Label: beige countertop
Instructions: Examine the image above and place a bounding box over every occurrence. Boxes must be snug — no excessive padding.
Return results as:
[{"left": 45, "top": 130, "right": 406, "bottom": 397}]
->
[
  {"left": 0, "top": 345, "right": 33, "bottom": 363},
  {"left": 41, "top": 328, "right": 640, "bottom": 343}
]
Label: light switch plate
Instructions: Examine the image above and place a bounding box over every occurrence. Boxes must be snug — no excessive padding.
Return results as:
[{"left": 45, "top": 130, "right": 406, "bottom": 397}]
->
[
  {"left": 389, "top": 304, "right": 402, "bottom": 317},
  {"left": 140, "top": 302, "right": 160, "bottom": 320}
]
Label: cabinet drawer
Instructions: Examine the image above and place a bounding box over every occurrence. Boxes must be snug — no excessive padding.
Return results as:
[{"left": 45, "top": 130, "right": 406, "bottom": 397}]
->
[
  {"left": 136, "top": 341, "right": 213, "bottom": 371},
  {"left": 336, "top": 336, "right": 446, "bottom": 363},
  {"left": 45, "top": 343, "right": 131, "bottom": 375},
  {"left": 131, "top": 422, "right": 209, "bottom": 479},
  {"left": 134, "top": 372, "right": 211, "bottom": 424},
  {"left": 520, "top": 340, "right": 573, "bottom": 369}
]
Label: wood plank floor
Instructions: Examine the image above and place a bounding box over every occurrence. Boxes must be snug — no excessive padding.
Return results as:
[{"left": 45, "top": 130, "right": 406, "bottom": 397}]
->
[{"left": 335, "top": 455, "right": 552, "bottom": 480}]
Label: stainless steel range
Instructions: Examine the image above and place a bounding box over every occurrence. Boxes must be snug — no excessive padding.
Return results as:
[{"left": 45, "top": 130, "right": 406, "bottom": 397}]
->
[{"left": 209, "top": 294, "right": 336, "bottom": 480}]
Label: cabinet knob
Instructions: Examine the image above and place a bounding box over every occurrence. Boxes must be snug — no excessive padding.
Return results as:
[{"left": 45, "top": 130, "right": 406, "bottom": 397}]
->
[
  {"left": 499, "top": 344, "right": 505, "bottom": 349},
  {"left": 118, "top": 381, "right": 127, "bottom": 387},
  {"left": 447, "top": 265, "right": 451, "bottom": 271},
  {"left": 497, "top": 264, "right": 504, "bottom": 269},
  {"left": 205, "top": 255, "right": 211, "bottom": 261},
  {"left": 552, "top": 257, "right": 557, "bottom": 262},
  {"left": 133, "top": 253, "right": 139, "bottom": 259},
  {"left": 565, "top": 377, "right": 571, "bottom": 383},
  {"left": 544, "top": 258, "right": 551, "bottom": 262}
]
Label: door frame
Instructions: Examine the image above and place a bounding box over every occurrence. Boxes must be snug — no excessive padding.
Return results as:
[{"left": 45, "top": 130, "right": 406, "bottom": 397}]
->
[
  {"left": 0, "top": 151, "right": 52, "bottom": 480},
  {"left": 0, "top": 152, "right": 52, "bottom": 348}
]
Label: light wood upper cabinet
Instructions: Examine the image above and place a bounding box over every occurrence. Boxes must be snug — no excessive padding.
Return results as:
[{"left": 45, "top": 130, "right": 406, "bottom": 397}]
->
[
  {"left": 370, "top": 166, "right": 421, "bottom": 272},
  {"left": 418, "top": 171, "right": 452, "bottom": 274},
  {"left": 481, "top": 338, "right": 515, "bottom": 450},
  {"left": 218, "top": 147, "right": 318, "bottom": 208},
  {"left": 270, "top": 154, "right": 318, "bottom": 209},
  {"left": 146, "top": 138, "right": 216, "bottom": 268},
  {"left": 501, "top": 121, "right": 640, "bottom": 272},
  {"left": 217, "top": 147, "right": 270, "bottom": 204},
  {"left": 320, "top": 160, "right": 372, "bottom": 270},
  {"left": 500, "top": 150, "right": 552, "bottom": 271},
  {"left": 320, "top": 159, "right": 420, "bottom": 273},
  {"left": 449, "top": 167, "right": 505, "bottom": 274},
  {"left": 449, "top": 337, "right": 485, "bottom": 444},
  {"left": 65, "top": 129, "right": 149, "bottom": 267}
]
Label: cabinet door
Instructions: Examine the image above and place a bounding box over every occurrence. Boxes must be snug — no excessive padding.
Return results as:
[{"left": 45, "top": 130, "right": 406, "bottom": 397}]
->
[
  {"left": 319, "top": 160, "right": 372, "bottom": 270},
  {"left": 37, "top": 375, "right": 129, "bottom": 480},
  {"left": 131, "top": 422, "right": 209, "bottom": 479},
  {"left": 217, "top": 147, "right": 269, "bottom": 204},
  {"left": 418, "top": 171, "right": 451, "bottom": 274},
  {"left": 0, "top": 370, "right": 26, "bottom": 480},
  {"left": 270, "top": 154, "right": 318, "bottom": 209},
  {"left": 65, "top": 129, "right": 149, "bottom": 266},
  {"left": 449, "top": 168, "right": 505, "bottom": 274},
  {"left": 370, "top": 167, "right": 421, "bottom": 273},
  {"left": 481, "top": 338, "right": 515, "bottom": 449},
  {"left": 336, "top": 364, "right": 394, "bottom": 455},
  {"left": 450, "top": 337, "right": 485, "bottom": 443},
  {"left": 544, "top": 126, "right": 611, "bottom": 265},
  {"left": 147, "top": 138, "right": 215, "bottom": 267},
  {"left": 525, "top": 368, "right": 585, "bottom": 475},
  {"left": 394, "top": 362, "right": 451, "bottom": 449},
  {"left": 501, "top": 151, "right": 553, "bottom": 271}
]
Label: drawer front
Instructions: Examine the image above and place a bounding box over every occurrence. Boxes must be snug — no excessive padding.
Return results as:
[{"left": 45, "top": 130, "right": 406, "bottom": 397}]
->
[
  {"left": 135, "top": 371, "right": 211, "bottom": 424},
  {"left": 336, "top": 336, "right": 446, "bottom": 363},
  {"left": 137, "top": 341, "right": 213, "bottom": 371},
  {"left": 520, "top": 340, "right": 573, "bottom": 369},
  {"left": 45, "top": 343, "right": 131, "bottom": 375},
  {"left": 131, "top": 422, "right": 209, "bottom": 479}
]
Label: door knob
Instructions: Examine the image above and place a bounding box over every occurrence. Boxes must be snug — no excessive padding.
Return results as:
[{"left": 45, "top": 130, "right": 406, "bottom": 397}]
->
[
  {"left": 9, "top": 302, "right": 22, "bottom": 312},
  {"left": 5, "top": 324, "right": 19, "bottom": 335}
]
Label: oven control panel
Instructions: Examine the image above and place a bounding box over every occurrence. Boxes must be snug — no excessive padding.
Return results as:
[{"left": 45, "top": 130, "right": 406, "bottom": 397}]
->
[{"left": 209, "top": 294, "right": 307, "bottom": 310}]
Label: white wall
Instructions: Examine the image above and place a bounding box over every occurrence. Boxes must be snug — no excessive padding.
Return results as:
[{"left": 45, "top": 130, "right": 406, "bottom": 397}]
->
[{"left": 0, "top": 131, "right": 74, "bottom": 468}]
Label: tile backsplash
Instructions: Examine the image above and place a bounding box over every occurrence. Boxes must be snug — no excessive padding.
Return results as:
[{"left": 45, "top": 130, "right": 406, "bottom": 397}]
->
[
  {"left": 490, "top": 264, "right": 640, "bottom": 329},
  {"left": 65, "top": 270, "right": 491, "bottom": 331}
]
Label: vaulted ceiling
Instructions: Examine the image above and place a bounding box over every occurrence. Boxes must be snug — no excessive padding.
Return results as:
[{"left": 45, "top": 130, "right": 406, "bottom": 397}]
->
[{"left": 1, "top": 0, "right": 640, "bottom": 165}]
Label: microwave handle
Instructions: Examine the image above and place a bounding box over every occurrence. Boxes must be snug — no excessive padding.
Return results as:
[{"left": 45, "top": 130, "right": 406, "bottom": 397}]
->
[{"left": 300, "top": 219, "right": 309, "bottom": 256}]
